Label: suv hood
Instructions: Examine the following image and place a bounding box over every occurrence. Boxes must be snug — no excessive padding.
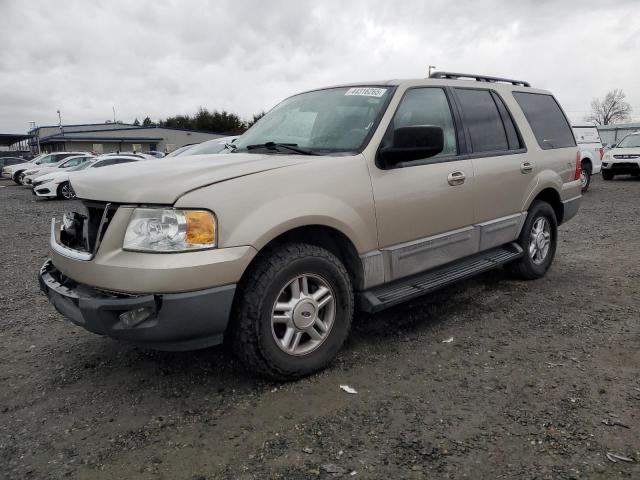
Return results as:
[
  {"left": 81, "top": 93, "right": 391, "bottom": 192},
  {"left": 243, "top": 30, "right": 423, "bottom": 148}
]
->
[
  {"left": 71, "top": 153, "right": 313, "bottom": 204},
  {"left": 610, "top": 147, "right": 640, "bottom": 156}
]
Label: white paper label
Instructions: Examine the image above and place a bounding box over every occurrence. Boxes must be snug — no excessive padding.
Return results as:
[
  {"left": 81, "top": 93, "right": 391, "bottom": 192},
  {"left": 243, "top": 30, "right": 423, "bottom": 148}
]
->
[{"left": 345, "top": 87, "right": 387, "bottom": 98}]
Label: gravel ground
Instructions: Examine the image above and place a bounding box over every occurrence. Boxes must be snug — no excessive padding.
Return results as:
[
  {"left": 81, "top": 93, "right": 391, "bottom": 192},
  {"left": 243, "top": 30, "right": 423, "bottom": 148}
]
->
[{"left": 1, "top": 175, "right": 639, "bottom": 479}]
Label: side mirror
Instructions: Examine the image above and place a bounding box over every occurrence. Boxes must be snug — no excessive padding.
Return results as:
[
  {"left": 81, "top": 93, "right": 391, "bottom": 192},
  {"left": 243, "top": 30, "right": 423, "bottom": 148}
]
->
[{"left": 380, "top": 125, "right": 444, "bottom": 166}]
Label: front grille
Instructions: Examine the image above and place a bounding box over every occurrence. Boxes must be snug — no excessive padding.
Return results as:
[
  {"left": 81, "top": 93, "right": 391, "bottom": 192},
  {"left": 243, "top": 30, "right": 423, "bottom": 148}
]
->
[
  {"left": 611, "top": 162, "right": 640, "bottom": 170},
  {"left": 59, "top": 201, "right": 118, "bottom": 255},
  {"left": 613, "top": 154, "right": 640, "bottom": 159}
]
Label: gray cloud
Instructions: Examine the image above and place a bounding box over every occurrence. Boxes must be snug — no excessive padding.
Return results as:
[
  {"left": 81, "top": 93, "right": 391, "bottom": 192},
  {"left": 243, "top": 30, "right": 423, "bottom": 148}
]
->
[{"left": 1, "top": 0, "right": 639, "bottom": 133}]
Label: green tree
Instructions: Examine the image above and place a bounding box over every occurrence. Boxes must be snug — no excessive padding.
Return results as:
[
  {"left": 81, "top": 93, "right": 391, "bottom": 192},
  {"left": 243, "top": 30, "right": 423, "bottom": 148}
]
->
[
  {"left": 142, "top": 116, "right": 155, "bottom": 127},
  {"left": 133, "top": 118, "right": 140, "bottom": 126},
  {"left": 246, "top": 111, "right": 266, "bottom": 129}
]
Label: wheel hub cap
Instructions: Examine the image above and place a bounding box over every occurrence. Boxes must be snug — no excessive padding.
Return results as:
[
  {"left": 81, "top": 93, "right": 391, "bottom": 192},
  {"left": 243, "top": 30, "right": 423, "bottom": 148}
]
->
[
  {"left": 271, "top": 274, "right": 336, "bottom": 356},
  {"left": 292, "top": 300, "right": 317, "bottom": 329}
]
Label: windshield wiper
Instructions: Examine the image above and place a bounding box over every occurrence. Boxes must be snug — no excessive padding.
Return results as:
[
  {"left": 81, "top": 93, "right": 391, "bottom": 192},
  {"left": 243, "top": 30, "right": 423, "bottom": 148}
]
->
[
  {"left": 245, "top": 142, "right": 320, "bottom": 156},
  {"left": 224, "top": 142, "right": 237, "bottom": 151}
]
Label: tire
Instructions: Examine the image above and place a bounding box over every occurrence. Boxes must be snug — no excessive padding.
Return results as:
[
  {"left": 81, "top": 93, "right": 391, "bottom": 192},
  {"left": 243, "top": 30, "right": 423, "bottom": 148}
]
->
[
  {"left": 13, "top": 171, "right": 25, "bottom": 185},
  {"left": 508, "top": 200, "right": 558, "bottom": 280},
  {"left": 229, "top": 243, "right": 354, "bottom": 380},
  {"left": 57, "top": 181, "right": 75, "bottom": 200},
  {"left": 602, "top": 170, "right": 614, "bottom": 181},
  {"left": 580, "top": 162, "right": 591, "bottom": 193}
]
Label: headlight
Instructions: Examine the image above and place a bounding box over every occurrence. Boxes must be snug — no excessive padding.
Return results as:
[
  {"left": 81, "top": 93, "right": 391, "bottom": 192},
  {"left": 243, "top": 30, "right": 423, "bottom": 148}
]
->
[
  {"left": 123, "top": 208, "right": 217, "bottom": 252},
  {"left": 604, "top": 153, "right": 611, "bottom": 160}
]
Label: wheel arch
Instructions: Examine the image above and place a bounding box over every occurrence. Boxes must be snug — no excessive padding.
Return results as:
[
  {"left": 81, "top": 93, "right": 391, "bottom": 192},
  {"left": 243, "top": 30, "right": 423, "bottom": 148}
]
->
[
  {"left": 241, "top": 224, "right": 365, "bottom": 291},
  {"left": 527, "top": 187, "right": 564, "bottom": 224}
]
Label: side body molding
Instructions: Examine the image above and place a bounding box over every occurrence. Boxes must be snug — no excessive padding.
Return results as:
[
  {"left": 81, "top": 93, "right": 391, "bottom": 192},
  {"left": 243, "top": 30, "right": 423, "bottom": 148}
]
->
[{"left": 361, "top": 212, "right": 527, "bottom": 288}]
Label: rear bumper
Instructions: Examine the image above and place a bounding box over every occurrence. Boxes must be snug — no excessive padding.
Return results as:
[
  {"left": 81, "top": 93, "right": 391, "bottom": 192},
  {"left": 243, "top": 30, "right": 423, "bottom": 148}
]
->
[{"left": 39, "top": 260, "right": 236, "bottom": 351}]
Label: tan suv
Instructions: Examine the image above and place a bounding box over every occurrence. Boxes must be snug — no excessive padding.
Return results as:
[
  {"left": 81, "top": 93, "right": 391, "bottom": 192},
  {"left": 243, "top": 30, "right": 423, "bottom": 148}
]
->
[{"left": 39, "top": 72, "right": 582, "bottom": 379}]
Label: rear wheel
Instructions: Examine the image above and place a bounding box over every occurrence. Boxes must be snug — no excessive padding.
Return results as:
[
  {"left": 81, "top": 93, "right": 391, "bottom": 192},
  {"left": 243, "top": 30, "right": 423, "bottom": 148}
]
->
[
  {"left": 230, "top": 243, "right": 353, "bottom": 380},
  {"left": 57, "top": 181, "right": 75, "bottom": 200},
  {"left": 580, "top": 162, "right": 591, "bottom": 192},
  {"left": 508, "top": 200, "right": 557, "bottom": 280},
  {"left": 602, "top": 170, "right": 614, "bottom": 180}
]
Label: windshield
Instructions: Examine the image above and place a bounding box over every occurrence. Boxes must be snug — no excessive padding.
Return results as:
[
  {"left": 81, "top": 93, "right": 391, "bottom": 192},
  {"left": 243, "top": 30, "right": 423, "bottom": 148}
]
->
[
  {"left": 617, "top": 134, "right": 640, "bottom": 148},
  {"left": 68, "top": 160, "right": 96, "bottom": 171},
  {"left": 233, "top": 86, "right": 392, "bottom": 153}
]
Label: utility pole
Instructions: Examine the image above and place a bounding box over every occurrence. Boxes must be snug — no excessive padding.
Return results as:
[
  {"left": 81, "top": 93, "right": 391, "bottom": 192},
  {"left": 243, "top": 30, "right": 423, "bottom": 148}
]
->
[
  {"left": 57, "top": 109, "right": 63, "bottom": 134},
  {"left": 113, "top": 106, "right": 116, "bottom": 124},
  {"left": 428, "top": 65, "right": 437, "bottom": 77}
]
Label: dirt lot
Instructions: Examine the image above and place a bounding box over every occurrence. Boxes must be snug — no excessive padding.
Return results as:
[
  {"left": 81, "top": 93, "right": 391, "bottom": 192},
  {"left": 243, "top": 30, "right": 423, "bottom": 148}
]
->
[{"left": 1, "top": 175, "right": 639, "bottom": 479}]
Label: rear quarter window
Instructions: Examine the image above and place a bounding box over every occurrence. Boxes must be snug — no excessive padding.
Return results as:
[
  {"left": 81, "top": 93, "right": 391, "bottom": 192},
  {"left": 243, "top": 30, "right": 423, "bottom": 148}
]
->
[{"left": 513, "top": 92, "right": 576, "bottom": 150}]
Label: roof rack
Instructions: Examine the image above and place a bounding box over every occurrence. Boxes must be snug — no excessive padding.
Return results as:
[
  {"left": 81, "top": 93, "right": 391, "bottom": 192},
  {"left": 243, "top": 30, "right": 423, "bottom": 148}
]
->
[{"left": 429, "top": 71, "right": 530, "bottom": 87}]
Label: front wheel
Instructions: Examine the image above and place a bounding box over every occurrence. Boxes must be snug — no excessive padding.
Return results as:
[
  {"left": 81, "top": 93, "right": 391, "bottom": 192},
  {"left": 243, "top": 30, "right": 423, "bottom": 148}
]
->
[
  {"left": 508, "top": 200, "right": 558, "bottom": 280},
  {"left": 57, "top": 181, "right": 76, "bottom": 200},
  {"left": 14, "top": 171, "right": 25, "bottom": 185},
  {"left": 602, "top": 170, "right": 614, "bottom": 181},
  {"left": 229, "top": 243, "right": 354, "bottom": 380}
]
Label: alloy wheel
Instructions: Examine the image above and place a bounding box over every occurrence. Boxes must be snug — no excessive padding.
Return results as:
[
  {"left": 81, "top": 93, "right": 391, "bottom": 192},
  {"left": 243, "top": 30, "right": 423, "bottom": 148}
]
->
[
  {"left": 61, "top": 183, "right": 75, "bottom": 200},
  {"left": 529, "top": 217, "right": 551, "bottom": 265},
  {"left": 271, "top": 274, "right": 336, "bottom": 356}
]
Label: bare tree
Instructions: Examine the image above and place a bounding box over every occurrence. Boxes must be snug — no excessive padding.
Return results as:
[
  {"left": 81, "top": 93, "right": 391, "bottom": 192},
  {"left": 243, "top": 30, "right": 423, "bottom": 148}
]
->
[{"left": 585, "top": 89, "right": 632, "bottom": 125}]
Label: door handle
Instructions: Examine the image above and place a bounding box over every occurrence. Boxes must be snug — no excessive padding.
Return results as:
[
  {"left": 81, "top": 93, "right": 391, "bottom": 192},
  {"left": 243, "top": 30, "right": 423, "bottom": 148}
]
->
[
  {"left": 447, "top": 171, "right": 466, "bottom": 186},
  {"left": 520, "top": 162, "right": 533, "bottom": 174}
]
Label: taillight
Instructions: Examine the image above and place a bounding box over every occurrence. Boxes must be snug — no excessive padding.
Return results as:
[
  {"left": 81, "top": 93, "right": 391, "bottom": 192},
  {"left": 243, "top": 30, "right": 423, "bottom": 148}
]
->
[
  {"left": 599, "top": 147, "right": 604, "bottom": 160},
  {"left": 574, "top": 151, "right": 582, "bottom": 181}
]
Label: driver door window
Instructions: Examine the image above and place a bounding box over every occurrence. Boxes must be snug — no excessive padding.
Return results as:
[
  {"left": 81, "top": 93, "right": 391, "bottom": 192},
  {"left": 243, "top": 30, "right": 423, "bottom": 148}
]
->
[{"left": 391, "top": 88, "right": 458, "bottom": 160}]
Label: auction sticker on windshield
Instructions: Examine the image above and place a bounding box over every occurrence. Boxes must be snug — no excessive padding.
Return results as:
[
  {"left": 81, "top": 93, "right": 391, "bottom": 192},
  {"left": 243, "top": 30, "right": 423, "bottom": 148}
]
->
[{"left": 345, "top": 87, "right": 387, "bottom": 97}]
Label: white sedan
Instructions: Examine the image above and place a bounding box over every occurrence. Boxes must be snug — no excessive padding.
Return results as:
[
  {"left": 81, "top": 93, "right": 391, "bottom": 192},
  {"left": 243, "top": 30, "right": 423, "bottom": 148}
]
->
[
  {"left": 33, "top": 155, "right": 146, "bottom": 200},
  {"left": 23, "top": 154, "right": 95, "bottom": 185}
]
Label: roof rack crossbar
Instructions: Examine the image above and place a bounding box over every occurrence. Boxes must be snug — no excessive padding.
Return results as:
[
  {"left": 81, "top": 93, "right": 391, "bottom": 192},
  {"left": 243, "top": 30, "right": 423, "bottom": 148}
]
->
[{"left": 429, "top": 71, "right": 531, "bottom": 87}]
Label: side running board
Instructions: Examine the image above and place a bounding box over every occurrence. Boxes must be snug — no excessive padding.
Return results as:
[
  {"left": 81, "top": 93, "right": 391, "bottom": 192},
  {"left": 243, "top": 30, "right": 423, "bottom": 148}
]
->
[{"left": 357, "top": 242, "right": 524, "bottom": 313}]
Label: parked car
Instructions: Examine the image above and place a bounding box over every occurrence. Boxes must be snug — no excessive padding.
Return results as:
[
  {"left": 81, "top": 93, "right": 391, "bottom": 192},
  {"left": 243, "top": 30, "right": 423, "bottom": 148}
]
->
[
  {"left": 0, "top": 157, "right": 28, "bottom": 172},
  {"left": 22, "top": 154, "right": 95, "bottom": 185},
  {"left": 170, "top": 136, "right": 238, "bottom": 157},
  {"left": 144, "top": 150, "right": 166, "bottom": 158},
  {"left": 39, "top": 73, "right": 581, "bottom": 380},
  {"left": 164, "top": 144, "right": 196, "bottom": 158},
  {"left": 572, "top": 123, "right": 604, "bottom": 192},
  {"left": 601, "top": 131, "right": 640, "bottom": 180},
  {"left": 1, "top": 152, "right": 87, "bottom": 184},
  {"left": 101, "top": 152, "right": 156, "bottom": 160},
  {"left": 33, "top": 155, "right": 144, "bottom": 199}
]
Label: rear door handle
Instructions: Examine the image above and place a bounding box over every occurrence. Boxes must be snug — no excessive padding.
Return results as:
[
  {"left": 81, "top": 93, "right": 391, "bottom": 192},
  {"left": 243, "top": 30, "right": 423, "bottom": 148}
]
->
[
  {"left": 447, "top": 171, "right": 466, "bottom": 186},
  {"left": 520, "top": 162, "right": 533, "bottom": 174}
]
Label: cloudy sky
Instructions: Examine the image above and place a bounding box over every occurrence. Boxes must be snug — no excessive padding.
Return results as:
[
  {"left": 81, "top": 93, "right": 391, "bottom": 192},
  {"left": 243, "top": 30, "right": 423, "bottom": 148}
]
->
[{"left": 1, "top": 0, "right": 639, "bottom": 133}]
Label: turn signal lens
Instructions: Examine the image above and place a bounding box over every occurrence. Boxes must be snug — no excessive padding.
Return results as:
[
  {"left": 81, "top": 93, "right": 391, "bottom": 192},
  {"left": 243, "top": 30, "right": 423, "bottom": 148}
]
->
[{"left": 185, "top": 211, "right": 216, "bottom": 244}]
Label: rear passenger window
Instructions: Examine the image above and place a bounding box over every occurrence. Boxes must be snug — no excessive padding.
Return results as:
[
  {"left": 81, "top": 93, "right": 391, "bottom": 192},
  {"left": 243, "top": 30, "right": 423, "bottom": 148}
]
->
[
  {"left": 392, "top": 88, "right": 458, "bottom": 158},
  {"left": 455, "top": 88, "right": 509, "bottom": 153},
  {"left": 513, "top": 92, "right": 576, "bottom": 150}
]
